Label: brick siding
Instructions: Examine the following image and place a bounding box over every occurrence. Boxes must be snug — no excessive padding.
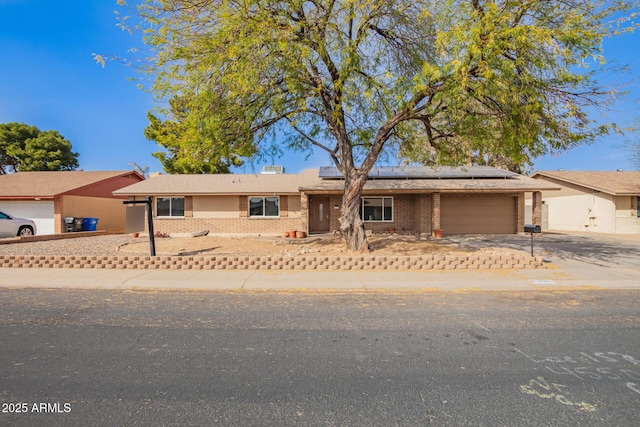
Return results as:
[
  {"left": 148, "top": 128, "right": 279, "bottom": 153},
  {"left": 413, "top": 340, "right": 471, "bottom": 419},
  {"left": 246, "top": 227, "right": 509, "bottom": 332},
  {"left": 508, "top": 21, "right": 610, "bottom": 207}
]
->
[
  {"left": 140, "top": 192, "right": 526, "bottom": 237},
  {"left": 326, "top": 194, "right": 434, "bottom": 235},
  {"left": 152, "top": 217, "right": 305, "bottom": 236}
]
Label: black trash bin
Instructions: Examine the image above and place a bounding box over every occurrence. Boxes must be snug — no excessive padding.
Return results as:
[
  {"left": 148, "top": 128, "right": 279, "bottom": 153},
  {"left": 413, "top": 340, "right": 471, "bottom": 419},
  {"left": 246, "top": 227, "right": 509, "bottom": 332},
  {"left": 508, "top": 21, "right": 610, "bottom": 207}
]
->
[{"left": 71, "top": 217, "right": 83, "bottom": 232}]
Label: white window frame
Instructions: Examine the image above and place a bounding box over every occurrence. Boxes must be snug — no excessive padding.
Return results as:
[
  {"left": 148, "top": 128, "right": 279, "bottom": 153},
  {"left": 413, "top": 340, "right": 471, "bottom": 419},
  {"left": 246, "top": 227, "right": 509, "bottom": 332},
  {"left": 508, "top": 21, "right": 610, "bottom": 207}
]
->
[
  {"left": 248, "top": 196, "right": 280, "bottom": 218},
  {"left": 156, "top": 196, "right": 185, "bottom": 218},
  {"left": 361, "top": 196, "right": 393, "bottom": 222}
]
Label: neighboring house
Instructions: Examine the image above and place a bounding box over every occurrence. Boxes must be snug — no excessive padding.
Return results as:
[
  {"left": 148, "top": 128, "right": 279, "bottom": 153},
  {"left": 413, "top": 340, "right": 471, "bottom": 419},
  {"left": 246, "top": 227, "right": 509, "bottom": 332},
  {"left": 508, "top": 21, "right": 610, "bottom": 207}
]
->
[
  {"left": 532, "top": 171, "right": 640, "bottom": 234},
  {"left": 0, "top": 171, "right": 145, "bottom": 235},
  {"left": 114, "top": 166, "right": 557, "bottom": 236}
]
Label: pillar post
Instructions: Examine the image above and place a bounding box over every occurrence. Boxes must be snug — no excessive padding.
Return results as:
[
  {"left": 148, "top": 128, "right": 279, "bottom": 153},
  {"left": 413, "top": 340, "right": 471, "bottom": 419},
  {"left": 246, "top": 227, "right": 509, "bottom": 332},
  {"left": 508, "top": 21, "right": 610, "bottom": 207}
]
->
[
  {"left": 516, "top": 193, "right": 524, "bottom": 234},
  {"left": 532, "top": 191, "right": 542, "bottom": 227},
  {"left": 432, "top": 192, "right": 441, "bottom": 236},
  {"left": 300, "top": 192, "right": 309, "bottom": 234},
  {"left": 54, "top": 196, "right": 63, "bottom": 234}
]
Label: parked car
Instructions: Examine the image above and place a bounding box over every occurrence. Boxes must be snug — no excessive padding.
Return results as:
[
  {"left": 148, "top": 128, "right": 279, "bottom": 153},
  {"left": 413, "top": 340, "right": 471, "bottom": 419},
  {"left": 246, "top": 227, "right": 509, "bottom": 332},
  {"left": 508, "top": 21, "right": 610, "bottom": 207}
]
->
[{"left": 0, "top": 210, "right": 37, "bottom": 237}]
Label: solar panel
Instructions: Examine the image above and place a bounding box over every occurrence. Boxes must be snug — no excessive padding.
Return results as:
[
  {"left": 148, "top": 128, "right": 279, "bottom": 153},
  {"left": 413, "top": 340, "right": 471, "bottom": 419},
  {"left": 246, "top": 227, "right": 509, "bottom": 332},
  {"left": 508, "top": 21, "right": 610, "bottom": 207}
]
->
[{"left": 318, "top": 166, "right": 517, "bottom": 179}]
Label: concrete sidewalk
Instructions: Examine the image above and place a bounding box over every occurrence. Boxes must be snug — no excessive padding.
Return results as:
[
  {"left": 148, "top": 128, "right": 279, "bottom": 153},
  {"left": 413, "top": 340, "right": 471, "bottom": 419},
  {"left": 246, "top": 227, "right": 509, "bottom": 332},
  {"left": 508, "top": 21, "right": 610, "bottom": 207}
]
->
[{"left": 2, "top": 257, "right": 639, "bottom": 292}]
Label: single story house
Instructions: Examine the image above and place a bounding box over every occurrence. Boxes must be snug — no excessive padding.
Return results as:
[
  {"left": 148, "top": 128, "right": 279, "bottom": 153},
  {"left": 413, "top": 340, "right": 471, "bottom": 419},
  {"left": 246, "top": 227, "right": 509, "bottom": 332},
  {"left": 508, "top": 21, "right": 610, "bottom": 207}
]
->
[
  {"left": 0, "top": 170, "right": 145, "bottom": 235},
  {"left": 114, "top": 166, "right": 558, "bottom": 236},
  {"left": 532, "top": 170, "right": 640, "bottom": 234}
]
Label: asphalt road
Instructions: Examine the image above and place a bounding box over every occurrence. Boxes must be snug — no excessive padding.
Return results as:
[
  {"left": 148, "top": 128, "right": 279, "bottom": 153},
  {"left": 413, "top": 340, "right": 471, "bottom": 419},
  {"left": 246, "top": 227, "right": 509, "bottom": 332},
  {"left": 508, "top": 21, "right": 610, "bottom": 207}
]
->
[{"left": 1, "top": 289, "right": 639, "bottom": 426}]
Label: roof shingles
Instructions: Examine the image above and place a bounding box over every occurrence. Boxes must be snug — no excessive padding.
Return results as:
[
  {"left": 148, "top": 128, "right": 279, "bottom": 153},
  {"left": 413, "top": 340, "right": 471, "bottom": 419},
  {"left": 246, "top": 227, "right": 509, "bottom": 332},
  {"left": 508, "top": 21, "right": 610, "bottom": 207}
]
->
[
  {"left": 0, "top": 171, "right": 139, "bottom": 198},
  {"left": 114, "top": 169, "right": 322, "bottom": 195},
  {"left": 533, "top": 171, "right": 640, "bottom": 195},
  {"left": 115, "top": 167, "right": 558, "bottom": 195}
]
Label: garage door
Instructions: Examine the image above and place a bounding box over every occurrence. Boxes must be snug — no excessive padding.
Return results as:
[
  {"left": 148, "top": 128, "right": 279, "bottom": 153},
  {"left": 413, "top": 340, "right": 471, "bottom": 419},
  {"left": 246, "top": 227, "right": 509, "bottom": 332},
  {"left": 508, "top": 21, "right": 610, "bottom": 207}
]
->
[
  {"left": 0, "top": 201, "right": 55, "bottom": 235},
  {"left": 441, "top": 195, "right": 516, "bottom": 235}
]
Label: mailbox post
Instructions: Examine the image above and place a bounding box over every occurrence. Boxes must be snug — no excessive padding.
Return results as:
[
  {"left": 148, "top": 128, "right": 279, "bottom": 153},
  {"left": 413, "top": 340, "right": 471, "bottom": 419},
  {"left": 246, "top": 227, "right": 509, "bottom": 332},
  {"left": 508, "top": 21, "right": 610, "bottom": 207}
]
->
[
  {"left": 524, "top": 224, "right": 541, "bottom": 256},
  {"left": 123, "top": 196, "right": 156, "bottom": 256}
]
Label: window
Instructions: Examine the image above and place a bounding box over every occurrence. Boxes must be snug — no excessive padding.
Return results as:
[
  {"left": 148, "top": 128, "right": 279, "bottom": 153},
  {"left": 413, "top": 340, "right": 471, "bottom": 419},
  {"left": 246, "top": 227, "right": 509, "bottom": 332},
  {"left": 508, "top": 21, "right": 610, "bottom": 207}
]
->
[
  {"left": 249, "top": 196, "right": 279, "bottom": 217},
  {"left": 362, "top": 197, "right": 393, "bottom": 222},
  {"left": 156, "top": 197, "right": 184, "bottom": 217},
  {"left": 637, "top": 197, "right": 640, "bottom": 218}
]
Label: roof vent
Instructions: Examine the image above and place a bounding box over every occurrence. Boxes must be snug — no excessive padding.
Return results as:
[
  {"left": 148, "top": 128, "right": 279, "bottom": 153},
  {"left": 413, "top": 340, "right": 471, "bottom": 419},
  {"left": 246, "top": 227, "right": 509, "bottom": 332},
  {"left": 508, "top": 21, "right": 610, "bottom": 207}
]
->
[{"left": 261, "top": 165, "right": 284, "bottom": 174}]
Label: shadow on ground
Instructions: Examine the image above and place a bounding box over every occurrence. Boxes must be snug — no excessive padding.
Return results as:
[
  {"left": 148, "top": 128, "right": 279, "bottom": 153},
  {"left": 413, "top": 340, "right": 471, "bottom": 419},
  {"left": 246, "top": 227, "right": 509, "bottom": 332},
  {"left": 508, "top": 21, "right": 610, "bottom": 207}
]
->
[{"left": 451, "top": 233, "right": 640, "bottom": 267}]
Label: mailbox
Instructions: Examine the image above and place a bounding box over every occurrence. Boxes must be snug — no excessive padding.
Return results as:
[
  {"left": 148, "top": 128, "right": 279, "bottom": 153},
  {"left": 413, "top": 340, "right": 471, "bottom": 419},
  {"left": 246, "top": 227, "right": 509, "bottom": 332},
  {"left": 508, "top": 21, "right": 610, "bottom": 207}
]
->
[
  {"left": 524, "top": 224, "right": 541, "bottom": 256},
  {"left": 524, "top": 224, "right": 541, "bottom": 234}
]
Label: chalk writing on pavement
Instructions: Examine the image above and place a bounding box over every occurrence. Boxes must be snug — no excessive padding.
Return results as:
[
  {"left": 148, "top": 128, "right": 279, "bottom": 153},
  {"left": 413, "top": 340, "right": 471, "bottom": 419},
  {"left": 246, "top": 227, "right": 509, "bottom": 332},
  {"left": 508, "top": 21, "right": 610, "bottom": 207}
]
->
[
  {"left": 515, "top": 348, "right": 640, "bottom": 409},
  {"left": 519, "top": 377, "right": 596, "bottom": 412}
]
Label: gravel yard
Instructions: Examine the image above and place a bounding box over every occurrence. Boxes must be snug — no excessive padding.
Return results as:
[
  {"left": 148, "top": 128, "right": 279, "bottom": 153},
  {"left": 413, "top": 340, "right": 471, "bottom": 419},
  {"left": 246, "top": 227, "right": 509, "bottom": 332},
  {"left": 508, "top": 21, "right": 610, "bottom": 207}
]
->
[
  {"left": 0, "top": 235, "right": 139, "bottom": 257},
  {"left": 0, "top": 233, "right": 523, "bottom": 257}
]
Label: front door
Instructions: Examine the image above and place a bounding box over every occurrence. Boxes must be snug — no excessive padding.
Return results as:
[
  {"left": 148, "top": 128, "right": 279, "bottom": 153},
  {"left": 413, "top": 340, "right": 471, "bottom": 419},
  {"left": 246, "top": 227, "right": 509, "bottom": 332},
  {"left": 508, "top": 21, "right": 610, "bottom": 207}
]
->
[{"left": 309, "top": 195, "right": 330, "bottom": 233}]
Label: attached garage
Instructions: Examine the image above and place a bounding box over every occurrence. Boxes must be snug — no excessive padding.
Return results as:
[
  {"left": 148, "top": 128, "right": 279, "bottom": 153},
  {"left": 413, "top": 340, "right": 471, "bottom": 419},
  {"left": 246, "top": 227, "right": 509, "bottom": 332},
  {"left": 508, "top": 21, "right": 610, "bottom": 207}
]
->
[
  {"left": 0, "top": 200, "right": 55, "bottom": 235},
  {"left": 441, "top": 195, "right": 517, "bottom": 235}
]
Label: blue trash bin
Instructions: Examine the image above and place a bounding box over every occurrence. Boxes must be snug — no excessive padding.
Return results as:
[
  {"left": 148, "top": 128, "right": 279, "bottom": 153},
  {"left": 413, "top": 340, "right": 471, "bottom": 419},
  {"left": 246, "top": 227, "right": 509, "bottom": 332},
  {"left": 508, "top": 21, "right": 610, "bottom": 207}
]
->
[{"left": 81, "top": 217, "right": 99, "bottom": 231}]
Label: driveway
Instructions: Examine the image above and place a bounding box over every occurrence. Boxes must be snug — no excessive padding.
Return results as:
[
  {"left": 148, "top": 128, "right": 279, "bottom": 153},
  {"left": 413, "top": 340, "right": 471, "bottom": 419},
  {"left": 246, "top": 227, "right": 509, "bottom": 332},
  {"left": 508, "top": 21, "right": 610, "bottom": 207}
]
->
[
  {"left": 449, "top": 231, "right": 640, "bottom": 287},
  {"left": 454, "top": 231, "right": 640, "bottom": 264}
]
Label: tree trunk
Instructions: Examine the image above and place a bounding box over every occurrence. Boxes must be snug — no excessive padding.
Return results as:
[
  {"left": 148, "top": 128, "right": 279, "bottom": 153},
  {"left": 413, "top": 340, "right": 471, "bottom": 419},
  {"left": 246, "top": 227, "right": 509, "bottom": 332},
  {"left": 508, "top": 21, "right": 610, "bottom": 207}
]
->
[{"left": 339, "top": 175, "right": 369, "bottom": 253}]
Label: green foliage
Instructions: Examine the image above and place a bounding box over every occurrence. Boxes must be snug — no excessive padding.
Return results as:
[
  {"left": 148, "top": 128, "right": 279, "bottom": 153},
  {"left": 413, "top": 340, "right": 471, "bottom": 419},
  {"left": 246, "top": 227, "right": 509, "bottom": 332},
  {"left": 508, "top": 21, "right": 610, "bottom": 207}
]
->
[
  {"left": 129, "top": 0, "right": 638, "bottom": 174},
  {"left": 144, "top": 95, "right": 255, "bottom": 174},
  {"left": 0, "top": 122, "right": 79, "bottom": 174}
]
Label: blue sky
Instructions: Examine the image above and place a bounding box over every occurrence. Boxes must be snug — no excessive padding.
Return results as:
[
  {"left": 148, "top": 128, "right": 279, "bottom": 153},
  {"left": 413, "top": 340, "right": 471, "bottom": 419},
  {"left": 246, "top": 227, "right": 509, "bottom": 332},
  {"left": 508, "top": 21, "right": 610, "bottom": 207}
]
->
[{"left": 1, "top": 1, "right": 638, "bottom": 174}]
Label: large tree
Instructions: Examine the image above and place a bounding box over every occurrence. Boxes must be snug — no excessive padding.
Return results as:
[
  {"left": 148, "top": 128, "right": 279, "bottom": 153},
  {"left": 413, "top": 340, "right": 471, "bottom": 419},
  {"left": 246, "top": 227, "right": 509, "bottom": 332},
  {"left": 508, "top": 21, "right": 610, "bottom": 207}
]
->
[
  {"left": 124, "top": 0, "right": 638, "bottom": 251},
  {"left": 0, "top": 122, "right": 79, "bottom": 174}
]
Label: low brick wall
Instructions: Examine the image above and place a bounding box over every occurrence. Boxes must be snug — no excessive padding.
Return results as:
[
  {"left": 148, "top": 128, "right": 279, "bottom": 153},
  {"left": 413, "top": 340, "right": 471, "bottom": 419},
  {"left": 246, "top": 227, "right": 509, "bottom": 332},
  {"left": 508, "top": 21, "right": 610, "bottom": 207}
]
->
[
  {"left": 0, "top": 230, "right": 120, "bottom": 245},
  {"left": 0, "top": 254, "right": 545, "bottom": 270}
]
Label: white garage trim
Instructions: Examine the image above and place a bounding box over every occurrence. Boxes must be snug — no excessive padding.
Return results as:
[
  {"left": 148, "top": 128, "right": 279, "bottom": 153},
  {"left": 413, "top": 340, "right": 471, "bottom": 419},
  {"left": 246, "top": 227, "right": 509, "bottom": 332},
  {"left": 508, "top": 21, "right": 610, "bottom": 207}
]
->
[
  {"left": 441, "top": 195, "right": 516, "bottom": 235},
  {"left": 0, "top": 201, "right": 55, "bottom": 235}
]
